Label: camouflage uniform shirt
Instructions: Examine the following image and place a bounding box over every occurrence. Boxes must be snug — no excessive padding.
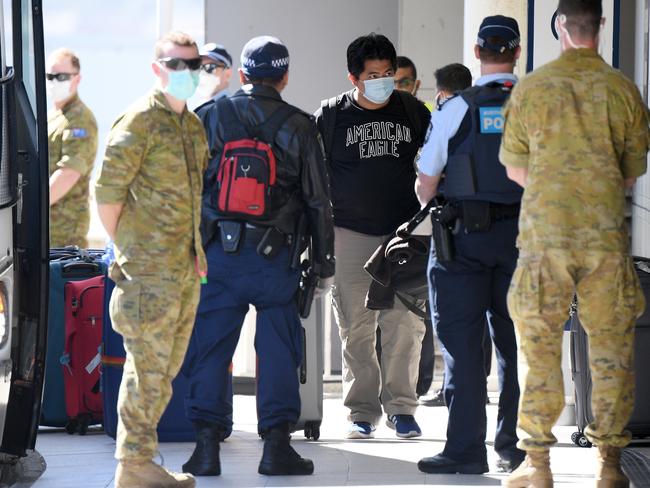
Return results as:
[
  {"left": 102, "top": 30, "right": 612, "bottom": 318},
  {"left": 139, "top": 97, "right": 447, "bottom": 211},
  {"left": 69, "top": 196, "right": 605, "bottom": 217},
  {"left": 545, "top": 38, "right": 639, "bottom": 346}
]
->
[
  {"left": 95, "top": 89, "right": 208, "bottom": 274},
  {"left": 48, "top": 94, "right": 98, "bottom": 247},
  {"left": 500, "top": 48, "right": 649, "bottom": 252}
]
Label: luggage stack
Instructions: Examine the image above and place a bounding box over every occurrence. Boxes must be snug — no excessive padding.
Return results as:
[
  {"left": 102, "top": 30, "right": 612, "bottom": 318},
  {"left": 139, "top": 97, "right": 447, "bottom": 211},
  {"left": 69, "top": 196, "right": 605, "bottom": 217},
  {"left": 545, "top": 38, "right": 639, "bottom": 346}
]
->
[
  {"left": 570, "top": 257, "right": 650, "bottom": 447},
  {"left": 41, "top": 248, "right": 107, "bottom": 434}
]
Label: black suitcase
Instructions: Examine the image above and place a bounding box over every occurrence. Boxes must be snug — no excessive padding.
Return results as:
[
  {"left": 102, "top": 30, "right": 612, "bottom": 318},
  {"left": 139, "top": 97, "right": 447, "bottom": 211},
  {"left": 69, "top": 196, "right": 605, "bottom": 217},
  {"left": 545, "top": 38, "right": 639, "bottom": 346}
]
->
[{"left": 570, "top": 257, "right": 650, "bottom": 447}]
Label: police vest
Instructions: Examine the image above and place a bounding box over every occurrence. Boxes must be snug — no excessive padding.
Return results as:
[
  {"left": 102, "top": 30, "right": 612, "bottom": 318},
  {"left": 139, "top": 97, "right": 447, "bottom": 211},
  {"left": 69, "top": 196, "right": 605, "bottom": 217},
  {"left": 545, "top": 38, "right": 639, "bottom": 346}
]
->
[{"left": 443, "top": 81, "right": 523, "bottom": 205}]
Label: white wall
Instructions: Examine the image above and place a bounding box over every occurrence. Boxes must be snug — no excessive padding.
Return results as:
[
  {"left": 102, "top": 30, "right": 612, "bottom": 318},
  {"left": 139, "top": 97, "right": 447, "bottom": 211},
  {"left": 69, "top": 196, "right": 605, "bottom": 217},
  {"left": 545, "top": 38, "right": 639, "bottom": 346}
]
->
[
  {"left": 398, "top": 0, "right": 464, "bottom": 103},
  {"left": 205, "top": 0, "right": 399, "bottom": 113},
  {"left": 463, "top": 0, "right": 528, "bottom": 79}
]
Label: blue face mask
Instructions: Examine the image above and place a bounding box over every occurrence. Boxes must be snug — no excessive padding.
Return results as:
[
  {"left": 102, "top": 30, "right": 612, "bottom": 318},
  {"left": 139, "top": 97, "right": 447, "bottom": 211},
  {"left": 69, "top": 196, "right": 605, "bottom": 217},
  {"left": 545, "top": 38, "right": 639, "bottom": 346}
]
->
[
  {"left": 363, "top": 76, "right": 394, "bottom": 104},
  {"left": 164, "top": 69, "right": 199, "bottom": 101}
]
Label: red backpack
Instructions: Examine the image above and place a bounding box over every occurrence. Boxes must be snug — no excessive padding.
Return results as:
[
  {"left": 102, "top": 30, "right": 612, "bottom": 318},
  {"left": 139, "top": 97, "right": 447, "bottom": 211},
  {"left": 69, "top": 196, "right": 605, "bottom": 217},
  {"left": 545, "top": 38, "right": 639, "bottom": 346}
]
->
[{"left": 215, "top": 98, "right": 297, "bottom": 219}]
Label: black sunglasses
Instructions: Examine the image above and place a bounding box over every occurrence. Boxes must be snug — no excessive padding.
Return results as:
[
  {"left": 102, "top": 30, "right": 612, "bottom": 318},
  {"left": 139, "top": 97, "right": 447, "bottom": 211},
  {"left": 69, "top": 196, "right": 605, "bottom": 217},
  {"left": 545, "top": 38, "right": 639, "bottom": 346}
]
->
[
  {"left": 201, "top": 63, "right": 227, "bottom": 74},
  {"left": 157, "top": 57, "right": 202, "bottom": 71},
  {"left": 46, "top": 72, "right": 77, "bottom": 82}
]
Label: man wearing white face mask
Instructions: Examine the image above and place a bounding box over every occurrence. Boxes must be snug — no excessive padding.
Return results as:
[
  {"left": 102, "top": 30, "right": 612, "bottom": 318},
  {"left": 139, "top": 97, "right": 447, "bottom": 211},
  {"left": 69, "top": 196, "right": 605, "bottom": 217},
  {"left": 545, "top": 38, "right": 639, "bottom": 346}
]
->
[
  {"left": 95, "top": 31, "right": 208, "bottom": 488},
  {"left": 46, "top": 48, "right": 97, "bottom": 248},
  {"left": 314, "top": 33, "right": 431, "bottom": 440},
  {"left": 196, "top": 43, "right": 232, "bottom": 102}
]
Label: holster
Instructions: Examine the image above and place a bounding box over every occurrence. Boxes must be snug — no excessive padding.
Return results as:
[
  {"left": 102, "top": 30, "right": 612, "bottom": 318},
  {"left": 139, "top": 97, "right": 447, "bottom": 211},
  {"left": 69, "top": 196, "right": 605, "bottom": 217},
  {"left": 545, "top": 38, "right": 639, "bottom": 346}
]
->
[
  {"left": 430, "top": 197, "right": 457, "bottom": 263},
  {"left": 219, "top": 221, "right": 244, "bottom": 254},
  {"left": 297, "top": 258, "right": 319, "bottom": 319},
  {"left": 431, "top": 219, "right": 454, "bottom": 263}
]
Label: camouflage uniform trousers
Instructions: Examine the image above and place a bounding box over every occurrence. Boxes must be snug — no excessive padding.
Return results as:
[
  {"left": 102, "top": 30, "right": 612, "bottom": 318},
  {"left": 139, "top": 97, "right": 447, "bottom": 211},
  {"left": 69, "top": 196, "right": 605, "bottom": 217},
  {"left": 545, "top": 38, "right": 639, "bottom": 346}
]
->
[
  {"left": 507, "top": 249, "right": 645, "bottom": 450},
  {"left": 109, "top": 258, "right": 200, "bottom": 462}
]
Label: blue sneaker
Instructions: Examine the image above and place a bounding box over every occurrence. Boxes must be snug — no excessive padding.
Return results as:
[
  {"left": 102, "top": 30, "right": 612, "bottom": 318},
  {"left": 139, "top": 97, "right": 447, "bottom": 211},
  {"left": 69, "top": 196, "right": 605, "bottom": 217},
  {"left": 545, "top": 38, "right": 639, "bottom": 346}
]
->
[
  {"left": 386, "top": 414, "right": 422, "bottom": 438},
  {"left": 346, "top": 421, "right": 375, "bottom": 439}
]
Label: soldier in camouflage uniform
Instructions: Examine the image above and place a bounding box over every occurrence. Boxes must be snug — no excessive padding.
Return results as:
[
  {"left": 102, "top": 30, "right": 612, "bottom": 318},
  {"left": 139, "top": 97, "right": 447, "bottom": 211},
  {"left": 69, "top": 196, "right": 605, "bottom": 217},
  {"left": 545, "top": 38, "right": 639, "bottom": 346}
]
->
[
  {"left": 95, "top": 31, "right": 207, "bottom": 488},
  {"left": 47, "top": 48, "right": 97, "bottom": 248},
  {"left": 500, "top": 1, "right": 649, "bottom": 487}
]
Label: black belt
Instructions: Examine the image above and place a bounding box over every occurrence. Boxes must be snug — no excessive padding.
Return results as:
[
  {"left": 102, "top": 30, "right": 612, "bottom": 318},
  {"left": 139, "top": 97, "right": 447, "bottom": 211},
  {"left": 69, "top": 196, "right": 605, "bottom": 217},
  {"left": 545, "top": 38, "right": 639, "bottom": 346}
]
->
[
  {"left": 489, "top": 203, "right": 520, "bottom": 221},
  {"left": 453, "top": 201, "right": 520, "bottom": 220},
  {"left": 215, "top": 222, "right": 292, "bottom": 246}
]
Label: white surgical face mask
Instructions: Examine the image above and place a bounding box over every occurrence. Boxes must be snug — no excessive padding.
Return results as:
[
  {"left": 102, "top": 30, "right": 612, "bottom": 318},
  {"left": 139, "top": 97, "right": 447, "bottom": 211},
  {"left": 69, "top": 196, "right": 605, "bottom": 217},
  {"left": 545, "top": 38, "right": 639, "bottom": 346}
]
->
[
  {"left": 362, "top": 76, "right": 394, "bottom": 105},
  {"left": 196, "top": 71, "right": 221, "bottom": 99},
  {"left": 46, "top": 79, "right": 72, "bottom": 104}
]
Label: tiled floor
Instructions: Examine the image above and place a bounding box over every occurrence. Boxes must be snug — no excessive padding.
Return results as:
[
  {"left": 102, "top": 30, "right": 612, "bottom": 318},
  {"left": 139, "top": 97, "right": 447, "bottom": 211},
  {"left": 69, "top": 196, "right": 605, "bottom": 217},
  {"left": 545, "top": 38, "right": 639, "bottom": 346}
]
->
[{"left": 31, "top": 394, "right": 649, "bottom": 487}]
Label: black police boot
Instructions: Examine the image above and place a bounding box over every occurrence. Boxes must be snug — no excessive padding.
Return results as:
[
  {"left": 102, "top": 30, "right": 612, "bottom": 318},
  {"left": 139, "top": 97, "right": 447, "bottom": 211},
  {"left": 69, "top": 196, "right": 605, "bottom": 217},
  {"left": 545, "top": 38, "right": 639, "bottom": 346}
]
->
[
  {"left": 258, "top": 424, "right": 314, "bottom": 476},
  {"left": 182, "top": 421, "right": 224, "bottom": 476}
]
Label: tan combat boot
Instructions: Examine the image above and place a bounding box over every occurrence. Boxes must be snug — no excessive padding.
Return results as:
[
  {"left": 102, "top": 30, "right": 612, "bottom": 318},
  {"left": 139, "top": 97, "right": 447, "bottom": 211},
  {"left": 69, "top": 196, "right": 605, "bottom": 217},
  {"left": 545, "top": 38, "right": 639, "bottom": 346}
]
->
[
  {"left": 502, "top": 450, "right": 553, "bottom": 488},
  {"left": 595, "top": 445, "right": 629, "bottom": 488},
  {"left": 115, "top": 460, "right": 196, "bottom": 488}
]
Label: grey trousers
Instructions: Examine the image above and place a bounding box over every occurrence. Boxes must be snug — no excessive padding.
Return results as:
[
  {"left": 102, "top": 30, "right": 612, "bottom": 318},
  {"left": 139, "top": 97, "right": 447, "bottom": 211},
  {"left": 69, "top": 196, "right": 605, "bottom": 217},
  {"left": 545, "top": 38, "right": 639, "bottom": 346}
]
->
[{"left": 332, "top": 226, "right": 426, "bottom": 424}]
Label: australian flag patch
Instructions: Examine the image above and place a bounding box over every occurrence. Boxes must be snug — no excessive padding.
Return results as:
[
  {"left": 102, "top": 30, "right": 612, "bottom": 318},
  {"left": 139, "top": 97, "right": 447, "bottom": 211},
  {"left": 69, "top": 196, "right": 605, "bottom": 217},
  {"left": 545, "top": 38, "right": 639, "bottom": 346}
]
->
[{"left": 71, "top": 128, "right": 87, "bottom": 138}]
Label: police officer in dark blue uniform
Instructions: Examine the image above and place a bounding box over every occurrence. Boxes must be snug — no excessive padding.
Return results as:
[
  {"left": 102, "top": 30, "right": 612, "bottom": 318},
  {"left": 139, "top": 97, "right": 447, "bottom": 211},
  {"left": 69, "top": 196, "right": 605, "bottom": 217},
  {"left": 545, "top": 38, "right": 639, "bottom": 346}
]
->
[
  {"left": 414, "top": 16, "right": 526, "bottom": 475},
  {"left": 182, "top": 36, "right": 335, "bottom": 477}
]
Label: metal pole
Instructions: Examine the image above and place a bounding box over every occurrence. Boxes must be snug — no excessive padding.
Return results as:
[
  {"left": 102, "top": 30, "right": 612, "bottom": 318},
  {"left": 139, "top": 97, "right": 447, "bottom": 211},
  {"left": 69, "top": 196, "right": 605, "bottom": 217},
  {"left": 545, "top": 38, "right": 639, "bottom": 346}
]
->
[{"left": 157, "top": 0, "right": 174, "bottom": 38}]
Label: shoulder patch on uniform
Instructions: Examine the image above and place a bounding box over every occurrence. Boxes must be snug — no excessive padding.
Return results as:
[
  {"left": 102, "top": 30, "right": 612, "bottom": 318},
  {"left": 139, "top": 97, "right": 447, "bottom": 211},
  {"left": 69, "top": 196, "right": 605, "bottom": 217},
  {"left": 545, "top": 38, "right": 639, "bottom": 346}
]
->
[{"left": 71, "top": 128, "right": 88, "bottom": 138}]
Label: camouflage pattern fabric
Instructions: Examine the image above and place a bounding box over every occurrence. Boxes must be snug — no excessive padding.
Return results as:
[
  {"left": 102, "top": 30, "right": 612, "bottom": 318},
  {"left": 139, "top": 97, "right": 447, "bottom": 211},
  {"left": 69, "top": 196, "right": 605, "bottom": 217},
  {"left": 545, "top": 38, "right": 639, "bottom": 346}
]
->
[
  {"left": 95, "top": 88, "right": 208, "bottom": 273},
  {"left": 95, "top": 88, "right": 208, "bottom": 461},
  {"left": 110, "top": 261, "right": 199, "bottom": 461},
  {"left": 508, "top": 250, "right": 645, "bottom": 450},
  {"left": 501, "top": 48, "right": 650, "bottom": 451},
  {"left": 48, "top": 94, "right": 98, "bottom": 247},
  {"left": 500, "top": 48, "right": 649, "bottom": 253}
]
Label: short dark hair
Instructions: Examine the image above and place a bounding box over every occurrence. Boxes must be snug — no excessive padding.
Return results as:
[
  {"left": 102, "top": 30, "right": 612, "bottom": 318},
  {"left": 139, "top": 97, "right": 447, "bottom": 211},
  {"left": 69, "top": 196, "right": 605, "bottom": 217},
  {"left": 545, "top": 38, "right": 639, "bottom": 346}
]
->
[
  {"left": 478, "top": 36, "right": 518, "bottom": 64},
  {"left": 557, "top": 0, "right": 603, "bottom": 39},
  {"left": 397, "top": 56, "right": 417, "bottom": 80},
  {"left": 434, "top": 63, "right": 472, "bottom": 93},
  {"left": 347, "top": 33, "right": 397, "bottom": 78}
]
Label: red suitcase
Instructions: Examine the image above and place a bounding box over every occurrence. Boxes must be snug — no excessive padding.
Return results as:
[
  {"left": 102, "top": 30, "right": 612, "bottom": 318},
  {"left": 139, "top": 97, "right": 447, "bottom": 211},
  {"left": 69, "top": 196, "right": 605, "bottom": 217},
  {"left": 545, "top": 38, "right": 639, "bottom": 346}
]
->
[{"left": 62, "top": 274, "right": 105, "bottom": 434}]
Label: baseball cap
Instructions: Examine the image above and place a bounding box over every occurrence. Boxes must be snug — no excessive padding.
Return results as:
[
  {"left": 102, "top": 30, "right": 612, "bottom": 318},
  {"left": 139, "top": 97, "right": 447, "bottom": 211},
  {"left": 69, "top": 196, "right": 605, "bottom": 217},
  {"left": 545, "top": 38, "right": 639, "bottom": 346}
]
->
[
  {"left": 477, "top": 15, "right": 521, "bottom": 53},
  {"left": 240, "top": 35, "right": 289, "bottom": 79},
  {"left": 200, "top": 43, "right": 232, "bottom": 68}
]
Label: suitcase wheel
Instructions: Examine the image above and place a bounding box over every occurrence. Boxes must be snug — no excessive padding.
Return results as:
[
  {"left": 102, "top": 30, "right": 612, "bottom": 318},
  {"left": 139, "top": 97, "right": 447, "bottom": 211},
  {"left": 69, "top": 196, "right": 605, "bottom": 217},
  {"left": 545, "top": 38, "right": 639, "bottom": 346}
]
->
[
  {"left": 572, "top": 431, "right": 592, "bottom": 448},
  {"left": 304, "top": 421, "right": 321, "bottom": 441},
  {"left": 65, "top": 414, "right": 92, "bottom": 435},
  {"left": 64, "top": 419, "right": 78, "bottom": 435}
]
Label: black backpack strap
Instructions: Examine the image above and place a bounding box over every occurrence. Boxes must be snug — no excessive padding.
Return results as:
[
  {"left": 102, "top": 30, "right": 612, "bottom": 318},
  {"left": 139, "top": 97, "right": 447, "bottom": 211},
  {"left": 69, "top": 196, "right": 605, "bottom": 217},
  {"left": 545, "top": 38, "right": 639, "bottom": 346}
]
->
[
  {"left": 216, "top": 97, "right": 244, "bottom": 142},
  {"left": 395, "top": 91, "right": 423, "bottom": 144},
  {"left": 319, "top": 95, "right": 339, "bottom": 160},
  {"left": 253, "top": 103, "right": 298, "bottom": 143},
  {"left": 395, "top": 291, "right": 428, "bottom": 320}
]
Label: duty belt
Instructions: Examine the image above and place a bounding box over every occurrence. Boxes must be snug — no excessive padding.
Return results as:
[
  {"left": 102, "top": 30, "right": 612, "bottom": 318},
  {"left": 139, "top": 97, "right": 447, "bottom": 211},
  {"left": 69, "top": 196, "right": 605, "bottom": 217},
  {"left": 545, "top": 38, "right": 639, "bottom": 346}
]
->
[{"left": 486, "top": 203, "right": 520, "bottom": 221}]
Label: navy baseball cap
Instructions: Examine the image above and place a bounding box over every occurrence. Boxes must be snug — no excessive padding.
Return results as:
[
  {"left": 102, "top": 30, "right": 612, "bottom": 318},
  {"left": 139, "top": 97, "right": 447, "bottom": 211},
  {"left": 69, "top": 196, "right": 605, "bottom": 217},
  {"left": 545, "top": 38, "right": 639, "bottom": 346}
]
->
[
  {"left": 477, "top": 15, "right": 521, "bottom": 53},
  {"left": 200, "top": 43, "right": 232, "bottom": 68},
  {"left": 240, "top": 35, "right": 289, "bottom": 79}
]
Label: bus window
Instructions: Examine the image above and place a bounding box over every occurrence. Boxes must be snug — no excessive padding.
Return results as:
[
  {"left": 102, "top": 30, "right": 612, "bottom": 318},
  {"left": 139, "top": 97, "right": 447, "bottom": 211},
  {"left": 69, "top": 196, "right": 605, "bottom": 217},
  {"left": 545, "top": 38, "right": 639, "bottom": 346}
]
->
[{"left": 20, "top": 0, "right": 36, "bottom": 127}]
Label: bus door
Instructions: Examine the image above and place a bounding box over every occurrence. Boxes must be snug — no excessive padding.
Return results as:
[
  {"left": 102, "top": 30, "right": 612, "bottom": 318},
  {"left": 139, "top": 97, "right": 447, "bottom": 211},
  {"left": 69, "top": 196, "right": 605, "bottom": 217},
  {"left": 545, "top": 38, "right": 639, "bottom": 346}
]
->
[{"left": 0, "top": 0, "right": 48, "bottom": 457}]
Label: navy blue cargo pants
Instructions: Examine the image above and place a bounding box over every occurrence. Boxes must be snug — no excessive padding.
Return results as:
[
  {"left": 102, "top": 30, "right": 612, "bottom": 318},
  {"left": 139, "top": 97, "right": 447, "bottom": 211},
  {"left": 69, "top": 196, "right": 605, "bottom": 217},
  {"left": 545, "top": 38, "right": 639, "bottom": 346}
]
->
[
  {"left": 183, "top": 238, "right": 303, "bottom": 434},
  {"left": 428, "top": 217, "right": 522, "bottom": 464}
]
